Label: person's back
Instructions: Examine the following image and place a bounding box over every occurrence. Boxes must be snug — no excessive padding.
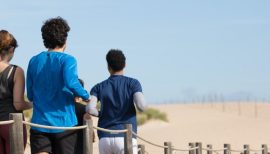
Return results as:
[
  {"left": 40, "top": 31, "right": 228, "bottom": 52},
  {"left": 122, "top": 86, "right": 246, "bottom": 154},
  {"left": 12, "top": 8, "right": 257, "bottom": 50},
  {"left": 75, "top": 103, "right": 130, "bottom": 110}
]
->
[
  {"left": 0, "top": 65, "right": 18, "bottom": 119},
  {"left": 0, "top": 30, "right": 32, "bottom": 154},
  {"left": 86, "top": 49, "right": 146, "bottom": 154},
  {"left": 28, "top": 52, "right": 81, "bottom": 130},
  {"left": 92, "top": 75, "right": 140, "bottom": 138},
  {"left": 27, "top": 17, "right": 89, "bottom": 154}
]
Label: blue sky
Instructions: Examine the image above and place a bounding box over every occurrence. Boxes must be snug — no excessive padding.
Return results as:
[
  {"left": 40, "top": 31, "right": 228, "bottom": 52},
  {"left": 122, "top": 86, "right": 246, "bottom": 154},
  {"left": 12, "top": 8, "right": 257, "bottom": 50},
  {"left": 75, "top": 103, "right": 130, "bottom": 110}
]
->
[{"left": 1, "top": 1, "right": 270, "bottom": 103}]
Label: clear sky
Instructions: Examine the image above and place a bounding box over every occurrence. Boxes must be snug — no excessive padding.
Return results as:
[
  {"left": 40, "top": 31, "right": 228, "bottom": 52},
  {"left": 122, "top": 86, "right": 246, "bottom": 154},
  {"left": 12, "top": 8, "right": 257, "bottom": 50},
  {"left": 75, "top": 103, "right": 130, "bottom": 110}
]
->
[{"left": 1, "top": 0, "right": 270, "bottom": 103}]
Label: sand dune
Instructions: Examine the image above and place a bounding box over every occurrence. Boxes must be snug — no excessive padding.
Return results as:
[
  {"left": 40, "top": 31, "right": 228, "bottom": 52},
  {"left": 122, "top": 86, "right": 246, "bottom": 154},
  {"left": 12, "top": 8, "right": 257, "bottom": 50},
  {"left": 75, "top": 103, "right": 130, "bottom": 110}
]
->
[
  {"left": 137, "top": 102, "right": 270, "bottom": 153},
  {"left": 25, "top": 102, "right": 270, "bottom": 153}
]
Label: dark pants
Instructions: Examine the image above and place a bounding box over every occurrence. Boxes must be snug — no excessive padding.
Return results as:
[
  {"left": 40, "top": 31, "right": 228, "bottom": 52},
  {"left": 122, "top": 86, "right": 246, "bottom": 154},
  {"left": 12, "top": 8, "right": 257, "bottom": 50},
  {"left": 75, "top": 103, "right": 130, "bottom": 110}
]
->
[
  {"left": 0, "top": 124, "right": 27, "bottom": 154},
  {"left": 75, "top": 103, "right": 86, "bottom": 154},
  {"left": 30, "top": 129, "right": 77, "bottom": 154}
]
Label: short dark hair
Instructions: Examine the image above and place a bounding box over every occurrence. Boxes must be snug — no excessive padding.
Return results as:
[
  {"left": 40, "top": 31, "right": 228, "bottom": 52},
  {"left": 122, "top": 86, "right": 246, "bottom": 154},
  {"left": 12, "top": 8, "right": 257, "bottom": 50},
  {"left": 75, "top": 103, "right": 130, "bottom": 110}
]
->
[
  {"left": 41, "top": 17, "right": 70, "bottom": 49},
  {"left": 106, "top": 49, "right": 126, "bottom": 72}
]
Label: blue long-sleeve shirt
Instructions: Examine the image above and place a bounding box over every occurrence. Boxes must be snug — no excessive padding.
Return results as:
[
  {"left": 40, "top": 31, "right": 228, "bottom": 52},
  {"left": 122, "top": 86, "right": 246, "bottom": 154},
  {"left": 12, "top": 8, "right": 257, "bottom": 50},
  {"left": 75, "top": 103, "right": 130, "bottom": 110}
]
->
[{"left": 27, "top": 51, "right": 89, "bottom": 133}]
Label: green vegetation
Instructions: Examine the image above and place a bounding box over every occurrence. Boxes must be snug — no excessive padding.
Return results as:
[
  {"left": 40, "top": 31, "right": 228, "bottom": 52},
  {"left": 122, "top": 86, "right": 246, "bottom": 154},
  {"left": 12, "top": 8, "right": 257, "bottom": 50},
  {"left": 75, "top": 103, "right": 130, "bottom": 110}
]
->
[
  {"left": 137, "top": 108, "right": 168, "bottom": 126},
  {"left": 23, "top": 109, "right": 32, "bottom": 120}
]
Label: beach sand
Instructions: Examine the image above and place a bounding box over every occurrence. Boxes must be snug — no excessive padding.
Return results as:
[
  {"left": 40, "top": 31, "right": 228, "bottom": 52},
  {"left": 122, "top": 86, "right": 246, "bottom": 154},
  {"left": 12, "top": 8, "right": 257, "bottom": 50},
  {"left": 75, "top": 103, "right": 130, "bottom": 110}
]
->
[{"left": 25, "top": 102, "right": 270, "bottom": 153}]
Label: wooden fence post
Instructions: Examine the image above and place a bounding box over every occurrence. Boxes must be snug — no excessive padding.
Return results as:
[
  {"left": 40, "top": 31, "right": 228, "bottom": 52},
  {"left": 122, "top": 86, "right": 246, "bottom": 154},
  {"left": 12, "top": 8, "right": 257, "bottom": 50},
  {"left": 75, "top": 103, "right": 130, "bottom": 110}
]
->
[
  {"left": 243, "top": 144, "right": 250, "bottom": 154},
  {"left": 196, "top": 142, "right": 202, "bottom": 154},
  {"left": 189, "top": 143, "right": 195, "bottom": 154},
  {"left": 138, "top": 144, "right": 145, "bottom": 154},
  {"left": 224, "top": 144, "right": 231, "bottom": 154},
  {"left": 262, "top": 144, "right": 268, "bottom": 154},
  {"left": 83, "top": 118, "right": 93, "bottom": 154},
  {"left": 164, "top": 142, "right": 172, "bottom": 154},
  {"left": 207, "top": 144, "right": 213, "bottom": 154},
  {"left": 124, "top": 124, "right": 133, "bottom": 154},
  {"left": 9, "top": 113, "right": 24, "bottom": 154}
]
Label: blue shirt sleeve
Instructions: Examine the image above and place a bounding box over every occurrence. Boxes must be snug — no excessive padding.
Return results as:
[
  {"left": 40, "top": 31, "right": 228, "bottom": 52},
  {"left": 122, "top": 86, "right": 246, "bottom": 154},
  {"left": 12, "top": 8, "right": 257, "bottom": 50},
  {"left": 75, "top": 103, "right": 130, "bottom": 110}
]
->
[
  {"left": 90, "top": 84, "right": 99, "bottom": 100},
  {"left": 26, "top": 59, "right": 33, "bottom": 102},
  {"left": 63, "top": 56, "right": 89, "bottom": 100},
  {"left": 130, "top": 79, "right": 142, "bottom": 94}
]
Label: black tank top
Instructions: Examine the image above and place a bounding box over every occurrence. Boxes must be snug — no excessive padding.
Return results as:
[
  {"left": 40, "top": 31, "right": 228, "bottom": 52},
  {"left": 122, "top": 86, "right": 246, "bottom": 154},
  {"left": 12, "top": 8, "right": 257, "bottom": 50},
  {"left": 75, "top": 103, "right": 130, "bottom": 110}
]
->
[{"left": 0, "top": 65, "right": 21, "bottom": 121}]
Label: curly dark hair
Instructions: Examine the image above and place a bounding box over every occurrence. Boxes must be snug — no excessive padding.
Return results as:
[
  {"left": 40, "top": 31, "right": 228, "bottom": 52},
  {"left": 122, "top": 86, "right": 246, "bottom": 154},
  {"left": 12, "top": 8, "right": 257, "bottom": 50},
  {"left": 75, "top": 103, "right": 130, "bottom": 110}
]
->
[
  {"left": 41, "top": 17, "right": 70, "bottom": 49},
  {"left": 106, "top": 49, "right": 126, "bottom": 72}
]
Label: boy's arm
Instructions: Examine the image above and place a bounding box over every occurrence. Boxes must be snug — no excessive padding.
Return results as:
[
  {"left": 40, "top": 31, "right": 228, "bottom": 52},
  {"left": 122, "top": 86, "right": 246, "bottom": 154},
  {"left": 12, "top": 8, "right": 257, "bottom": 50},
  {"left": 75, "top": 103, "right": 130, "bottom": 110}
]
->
[
  {"left": 85, "top": 95, "right": 99, "bottom": 117},
  {"left": 133, "top": 92, "right": 147, "bottom": 112},
  {"left": 131, "top": 79, "right": 146, "bottom": 112},
  {"left": 63, "top": 56, "right": 89, "bottom": 100}
]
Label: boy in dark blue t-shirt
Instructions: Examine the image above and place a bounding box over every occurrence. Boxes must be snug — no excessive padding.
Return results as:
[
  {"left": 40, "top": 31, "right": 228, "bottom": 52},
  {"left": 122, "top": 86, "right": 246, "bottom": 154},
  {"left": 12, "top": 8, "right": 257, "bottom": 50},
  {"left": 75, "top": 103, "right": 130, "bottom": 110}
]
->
[{"left": 86, "top": 49, "right": 146, "bottom": 154}]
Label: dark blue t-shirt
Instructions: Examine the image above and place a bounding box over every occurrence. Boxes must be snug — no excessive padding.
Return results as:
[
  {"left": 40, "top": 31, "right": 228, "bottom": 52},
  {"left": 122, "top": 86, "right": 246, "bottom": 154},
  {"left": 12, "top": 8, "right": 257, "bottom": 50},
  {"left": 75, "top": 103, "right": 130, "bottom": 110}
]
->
[{"left": 90, "top": 75, "right": 142, "bottom": 139}]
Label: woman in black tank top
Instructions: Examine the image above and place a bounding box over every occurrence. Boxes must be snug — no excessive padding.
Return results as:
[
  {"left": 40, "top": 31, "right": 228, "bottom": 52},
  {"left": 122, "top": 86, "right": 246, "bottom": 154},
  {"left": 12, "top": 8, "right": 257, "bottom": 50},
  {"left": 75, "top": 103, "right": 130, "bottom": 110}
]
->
[{"left": 0, "top": 30, "right": 32, "bottom": 154}]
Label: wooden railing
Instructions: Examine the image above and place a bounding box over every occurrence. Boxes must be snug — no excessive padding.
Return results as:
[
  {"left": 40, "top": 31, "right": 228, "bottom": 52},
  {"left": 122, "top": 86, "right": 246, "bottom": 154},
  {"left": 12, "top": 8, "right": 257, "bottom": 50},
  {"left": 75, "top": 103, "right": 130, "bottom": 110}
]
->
[{"left": 0, "top": 113, "right": 268, "bottom": 154}]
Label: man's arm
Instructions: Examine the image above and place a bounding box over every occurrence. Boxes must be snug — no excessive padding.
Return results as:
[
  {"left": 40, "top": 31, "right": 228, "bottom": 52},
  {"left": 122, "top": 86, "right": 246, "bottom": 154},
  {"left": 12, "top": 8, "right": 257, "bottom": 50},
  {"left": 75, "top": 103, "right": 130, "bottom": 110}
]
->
[
  {"left": 85, "top": 95, "right": 99, "bottom": 117},
  {"left": 133, "top": 92, "right": 146, "bottom": 112},
  {"left": 63, "top": 56, "right": 89, "bottom": 100},
  {"left": 13, "top": 66, "right": 33, "bottom": 110},
  {"left": 130, "top": 79, "right": 146, "bottom": 112}
]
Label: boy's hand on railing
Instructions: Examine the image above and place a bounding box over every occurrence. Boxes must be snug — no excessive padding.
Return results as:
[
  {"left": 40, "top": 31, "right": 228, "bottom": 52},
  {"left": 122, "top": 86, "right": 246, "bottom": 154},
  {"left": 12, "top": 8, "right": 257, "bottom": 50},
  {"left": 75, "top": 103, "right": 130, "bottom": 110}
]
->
[
  {"left": 83, "top": 99, "right": 90, "bottom": 103},
  {"left": 74, "top": 97, "right": 82, "bottom": 103}
]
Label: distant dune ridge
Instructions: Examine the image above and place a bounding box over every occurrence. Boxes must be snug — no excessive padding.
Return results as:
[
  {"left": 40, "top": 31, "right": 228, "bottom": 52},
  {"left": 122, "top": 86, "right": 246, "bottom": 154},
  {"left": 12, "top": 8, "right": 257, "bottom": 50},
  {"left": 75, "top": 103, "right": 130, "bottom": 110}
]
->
[{"left": 25, "top": 102, "right": 270, "bottom": 154}]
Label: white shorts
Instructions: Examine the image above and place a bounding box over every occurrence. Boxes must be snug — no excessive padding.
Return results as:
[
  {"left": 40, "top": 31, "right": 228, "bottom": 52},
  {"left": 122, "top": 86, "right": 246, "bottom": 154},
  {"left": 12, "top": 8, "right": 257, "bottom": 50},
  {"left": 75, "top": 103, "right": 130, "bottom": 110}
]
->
[{"left": 99, "top": 137, "right": 138, "bottom": 154}]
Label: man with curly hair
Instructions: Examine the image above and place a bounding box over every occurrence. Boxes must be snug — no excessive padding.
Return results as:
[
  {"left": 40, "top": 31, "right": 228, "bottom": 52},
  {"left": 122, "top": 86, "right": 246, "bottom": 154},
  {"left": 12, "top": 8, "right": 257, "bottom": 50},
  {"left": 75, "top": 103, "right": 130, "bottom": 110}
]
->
[
  {"left": 26, "top": 17, "right": 89, "bottom": 154},
  {"left": 86, "top": 49, "right": 146, "bottom": 154}
]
